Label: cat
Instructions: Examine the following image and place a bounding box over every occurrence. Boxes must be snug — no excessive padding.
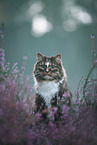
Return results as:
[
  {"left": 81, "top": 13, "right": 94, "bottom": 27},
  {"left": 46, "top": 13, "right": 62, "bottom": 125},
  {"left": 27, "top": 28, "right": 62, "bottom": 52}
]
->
[{"left": 33, "top": 52, "right": 72, "bottom": 120}]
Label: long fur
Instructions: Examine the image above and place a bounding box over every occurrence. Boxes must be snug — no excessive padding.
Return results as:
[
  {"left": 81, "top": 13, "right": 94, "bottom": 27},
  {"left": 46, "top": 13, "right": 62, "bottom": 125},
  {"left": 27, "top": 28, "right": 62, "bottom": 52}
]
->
[{"left": 33, "top": 53, "right": 72, "bottom": 120}]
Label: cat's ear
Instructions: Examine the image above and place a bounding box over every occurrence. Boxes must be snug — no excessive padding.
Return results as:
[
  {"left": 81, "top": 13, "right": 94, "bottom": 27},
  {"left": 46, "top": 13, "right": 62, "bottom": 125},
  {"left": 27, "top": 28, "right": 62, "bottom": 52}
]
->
[
  {"left": 37, "top": 52, "right": 43, "bottom": 61},
  {"left": 55, "top": 54, "right": 62, "bottom": 61}
]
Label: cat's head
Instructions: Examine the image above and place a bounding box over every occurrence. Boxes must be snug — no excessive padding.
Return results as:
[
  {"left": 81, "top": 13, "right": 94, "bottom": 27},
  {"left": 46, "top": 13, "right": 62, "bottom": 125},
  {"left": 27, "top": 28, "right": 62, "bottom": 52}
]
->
[{"left": 33, "top": 52, "right": 66, "bottom": 82}]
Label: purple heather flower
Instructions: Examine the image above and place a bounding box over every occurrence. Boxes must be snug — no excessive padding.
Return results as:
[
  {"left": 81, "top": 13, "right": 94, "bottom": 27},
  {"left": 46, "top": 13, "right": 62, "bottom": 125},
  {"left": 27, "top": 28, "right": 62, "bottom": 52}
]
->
[
  {"left": 12, "top": 62, "right": 18, "bottom": 70},
  {"left": 63, "top": 92, "right": 67, "bottom": 97},
  {"left": 95, "top": 94, "right": 97, "bottom": 97},
  {"left": 0, "top": 56, "right": 5, "bottom": 61},
  {"left": 0, "top": 48, "right": 5, "bottom": 56},
  {"left": 0, "top": 61, "right": 4, "bottom": 67},
  {"left": 0, "top": 61, "right": 3, "bottom": 65},
  {"left": 52, "top": 107, "right": 58, "bottom": 114},
  {"left": 1, "top": 84, "right": 5, "bottom": 91},
  {"left": 91, "top": 34, "right": 94, "bottom": 39},
  {"left": 93, "top": 60, "right": 97, "bottom": 66},
  {"left": 66, "top": 100, "right": 69, "bottom": 104},
  {"left": 62, "top": 104, "right": 69, "bottom": 112},
  {"left": 14, "top": 67, "right": 19, "bottom": 73},
  {"left": 21, "top": 66, "right": 25, "bottom": 70},
  {"left": 77, "top": 89, "right": 80, "bottom": 96}
]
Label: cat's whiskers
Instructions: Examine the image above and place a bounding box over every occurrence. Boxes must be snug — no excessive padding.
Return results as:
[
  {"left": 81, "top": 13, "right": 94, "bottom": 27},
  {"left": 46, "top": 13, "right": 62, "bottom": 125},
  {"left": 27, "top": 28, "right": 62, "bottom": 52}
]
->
[
  {"left": 26, "top": 74, "right": 33, "bottom": 78},
  {"left": 26, "top": 74, "right": 34, "bottom": 86},
  {"left": 27, "top": 75, "right": 33, "bottom": 80},
  {"left": 28, "top": 78, "right": 33, "bottom": 84},
  {"left": 52, "top": 74, "right": 59, "bottom": 80}
]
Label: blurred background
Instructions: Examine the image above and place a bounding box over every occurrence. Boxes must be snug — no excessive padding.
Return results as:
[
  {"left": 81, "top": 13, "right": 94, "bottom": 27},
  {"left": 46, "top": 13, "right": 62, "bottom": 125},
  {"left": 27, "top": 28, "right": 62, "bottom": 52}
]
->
[{"left": 0, "top": 0, "right": 97, "bottom": 93}]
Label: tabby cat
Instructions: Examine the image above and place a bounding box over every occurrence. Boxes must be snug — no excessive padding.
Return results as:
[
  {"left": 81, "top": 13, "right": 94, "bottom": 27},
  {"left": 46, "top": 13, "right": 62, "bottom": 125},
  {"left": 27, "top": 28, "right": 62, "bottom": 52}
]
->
[{"left": 33, "top": 53, "right": 72, "bottom": 120}]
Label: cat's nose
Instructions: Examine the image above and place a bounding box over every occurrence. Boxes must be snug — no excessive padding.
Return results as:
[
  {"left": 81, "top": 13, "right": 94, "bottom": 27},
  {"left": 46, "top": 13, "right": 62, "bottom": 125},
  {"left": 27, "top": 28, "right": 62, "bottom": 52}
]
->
[{"left": 45, "top": 68, "right": 49, "bottom": 73}]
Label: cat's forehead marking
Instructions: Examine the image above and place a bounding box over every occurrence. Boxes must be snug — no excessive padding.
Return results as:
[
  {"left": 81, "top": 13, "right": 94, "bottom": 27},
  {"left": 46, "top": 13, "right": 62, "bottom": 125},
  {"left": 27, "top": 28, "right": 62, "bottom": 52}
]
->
[{"left": 45, "top": 62, "right": 50, "bottom": 67}]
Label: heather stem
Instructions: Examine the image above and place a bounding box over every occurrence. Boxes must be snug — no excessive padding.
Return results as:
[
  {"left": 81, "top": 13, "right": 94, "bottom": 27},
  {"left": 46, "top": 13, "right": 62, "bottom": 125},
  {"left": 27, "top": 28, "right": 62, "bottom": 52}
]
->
[
  {"left": 0, "top": 23, "right": 4, "bottom": 49},
  {"left": 91, "top": 34, "right": 95, "bottom": 65},
  {"left": 76, "top": 76, "right": 84, "bottom": 98},
  {"left": 83, "top": 35, "right": 96, "bottom": 98},
  {"left": 83, "top": 66, "right": 94, "bottom": 97}
]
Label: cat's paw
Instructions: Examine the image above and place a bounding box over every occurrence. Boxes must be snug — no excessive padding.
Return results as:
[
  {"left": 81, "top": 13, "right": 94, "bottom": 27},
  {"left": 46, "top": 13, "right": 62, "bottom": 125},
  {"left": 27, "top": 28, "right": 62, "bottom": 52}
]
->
[{"left": 47, "top": 107, "right": 58, "bottom": 121}]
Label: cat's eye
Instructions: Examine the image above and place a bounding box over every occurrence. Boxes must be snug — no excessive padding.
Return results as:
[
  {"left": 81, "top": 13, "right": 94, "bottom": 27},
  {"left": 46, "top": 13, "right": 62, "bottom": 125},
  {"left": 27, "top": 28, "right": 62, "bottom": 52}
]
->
[
  {"left": 41, "top": 65, "right": 45, "bottom": 68},
  {"left": 51, "top": 65, "right": 55, "bottom": 69}
]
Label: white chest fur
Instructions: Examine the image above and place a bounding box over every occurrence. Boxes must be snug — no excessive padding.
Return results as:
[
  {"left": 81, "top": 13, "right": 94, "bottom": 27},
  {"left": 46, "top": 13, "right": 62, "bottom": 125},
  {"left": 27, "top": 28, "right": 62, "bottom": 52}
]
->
[{"left": 34, "top": 79, "right": 59, "bottom": 108}]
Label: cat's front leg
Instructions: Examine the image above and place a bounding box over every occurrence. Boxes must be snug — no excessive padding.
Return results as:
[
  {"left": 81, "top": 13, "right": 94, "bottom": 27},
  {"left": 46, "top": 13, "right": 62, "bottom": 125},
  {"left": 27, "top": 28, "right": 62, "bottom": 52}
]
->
[
  {"left": 47, "top": 107, "right": 58, "bottom": 121},
  {"left": 34, "top": 93, "right": 47, "bottom": 112}
]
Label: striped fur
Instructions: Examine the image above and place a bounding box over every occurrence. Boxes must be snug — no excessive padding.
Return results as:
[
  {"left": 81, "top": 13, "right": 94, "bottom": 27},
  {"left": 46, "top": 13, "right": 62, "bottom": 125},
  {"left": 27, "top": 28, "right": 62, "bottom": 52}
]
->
[{"left": 33, "top": 53, "right": 72, "bottom": 119}]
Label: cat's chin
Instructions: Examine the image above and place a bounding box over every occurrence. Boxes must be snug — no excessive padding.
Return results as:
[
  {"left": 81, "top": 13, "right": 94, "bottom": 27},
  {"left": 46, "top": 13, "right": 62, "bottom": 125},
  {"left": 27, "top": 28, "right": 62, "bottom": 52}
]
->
[{"left": 44, "top": 75, "right": 52, "bottom": 79}]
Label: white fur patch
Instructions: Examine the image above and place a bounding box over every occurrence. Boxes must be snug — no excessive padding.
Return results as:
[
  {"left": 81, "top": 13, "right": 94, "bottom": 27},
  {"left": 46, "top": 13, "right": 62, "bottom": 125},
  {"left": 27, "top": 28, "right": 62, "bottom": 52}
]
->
[
  {"left": 45, "top": 62, "right": 50, "bottom": 68},
  {"left": 34, "top": 79, "right": 59, "bottom": 108},
  {"left": 44, "top": 75, "right": 51, "bottom": 79}
]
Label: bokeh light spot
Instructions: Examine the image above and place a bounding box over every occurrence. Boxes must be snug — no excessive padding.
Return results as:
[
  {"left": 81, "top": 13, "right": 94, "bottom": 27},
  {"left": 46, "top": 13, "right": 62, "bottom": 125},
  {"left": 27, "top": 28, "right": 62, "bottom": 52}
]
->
[
  {"left": 62, "top": 0, "right": 92, "bottom": 32},
  {"left": 31, "top": 15, "right": 53, "bottom": 37}
]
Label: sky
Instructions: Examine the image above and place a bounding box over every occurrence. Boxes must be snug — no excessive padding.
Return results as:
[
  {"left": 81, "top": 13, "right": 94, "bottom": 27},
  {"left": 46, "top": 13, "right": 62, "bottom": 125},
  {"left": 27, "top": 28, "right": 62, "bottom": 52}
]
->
[{"left": 0, "top": 0, "right": 97, "bottom": 93}]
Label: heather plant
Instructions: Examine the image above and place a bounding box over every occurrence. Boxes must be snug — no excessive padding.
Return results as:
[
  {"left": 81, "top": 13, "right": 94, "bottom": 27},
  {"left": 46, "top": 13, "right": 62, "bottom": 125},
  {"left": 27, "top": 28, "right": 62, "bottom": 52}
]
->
[
  {"left": 0, "top": 24, "right": 34, "bottom": 145},
  {"left": 0, "top": 24, "right": 97, "bottom": 145},
  {"left": 75, "top": 35, "right": 97, "bottom": 107}
]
